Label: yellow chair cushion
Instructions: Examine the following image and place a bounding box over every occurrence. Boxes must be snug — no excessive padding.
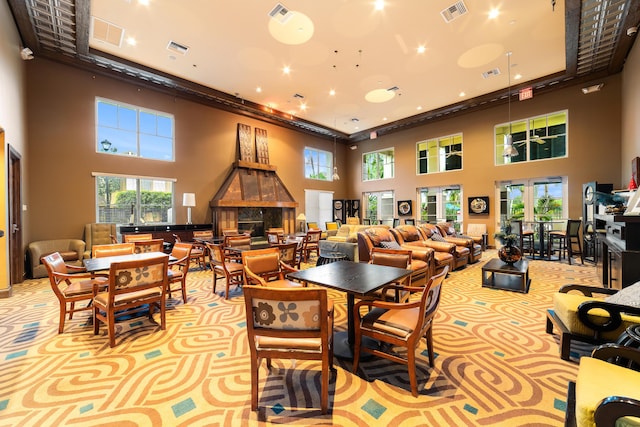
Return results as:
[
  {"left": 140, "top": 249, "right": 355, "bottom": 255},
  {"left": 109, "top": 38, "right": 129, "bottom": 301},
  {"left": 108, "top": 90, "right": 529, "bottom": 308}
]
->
[
  {"left": 575, "top": 356, "right": 640, "bottom": 427},
  {"left": 553, "top": 292, "right": 640, "bottom": 340}
]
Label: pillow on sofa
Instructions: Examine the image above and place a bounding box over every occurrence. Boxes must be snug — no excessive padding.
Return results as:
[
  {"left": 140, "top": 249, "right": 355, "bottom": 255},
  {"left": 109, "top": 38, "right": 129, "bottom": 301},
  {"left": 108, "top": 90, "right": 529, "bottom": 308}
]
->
[
  {"left": 431, "top": 232, "right": 447, "bottom": 242},
  {"left": 605, "top": 281, "right": 640, "bottom": 308},
  {"left": 380, "top": 240, "right": 401, "bottom": 250}
]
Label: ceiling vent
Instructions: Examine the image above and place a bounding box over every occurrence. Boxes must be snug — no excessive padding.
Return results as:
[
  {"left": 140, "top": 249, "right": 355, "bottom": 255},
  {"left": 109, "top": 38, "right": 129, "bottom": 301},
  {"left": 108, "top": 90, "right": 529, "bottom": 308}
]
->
[
  {"left": 167, "top": 40, "right": 189, "bottom": 55},
  {"left": 441, "top": 1, "right": 468, "bottom": 23},
  {"left": 268, "top": 3, "right": 293, "bottom": 24},
  {"left": 91, "top": 17, "right": 124, "bottom": 47},
  {"left": 482, "top": 68, "right": 501, "bottom": 79},
  {"left": 387, "top": 86, "right": 400, "bottom": 91}
]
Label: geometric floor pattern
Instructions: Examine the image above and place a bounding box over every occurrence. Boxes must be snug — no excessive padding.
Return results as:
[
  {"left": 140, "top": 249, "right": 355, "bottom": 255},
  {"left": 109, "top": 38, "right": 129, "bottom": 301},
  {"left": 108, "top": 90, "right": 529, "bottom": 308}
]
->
[{"left": 0, "top": 251, "right": 602, "bottom": 426}]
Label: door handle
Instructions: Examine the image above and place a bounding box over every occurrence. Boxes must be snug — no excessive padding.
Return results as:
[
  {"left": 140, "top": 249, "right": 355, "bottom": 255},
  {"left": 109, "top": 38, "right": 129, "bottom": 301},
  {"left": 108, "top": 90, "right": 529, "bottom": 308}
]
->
[{"left": 11, "top": 223, "right": 19, "bottom": 233}]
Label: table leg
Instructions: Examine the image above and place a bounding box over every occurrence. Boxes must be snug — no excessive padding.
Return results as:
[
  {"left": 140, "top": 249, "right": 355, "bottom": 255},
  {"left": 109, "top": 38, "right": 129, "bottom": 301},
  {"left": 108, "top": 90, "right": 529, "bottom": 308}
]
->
[{"left": 333, "top": 293, "right": 377, "bottom": 360}]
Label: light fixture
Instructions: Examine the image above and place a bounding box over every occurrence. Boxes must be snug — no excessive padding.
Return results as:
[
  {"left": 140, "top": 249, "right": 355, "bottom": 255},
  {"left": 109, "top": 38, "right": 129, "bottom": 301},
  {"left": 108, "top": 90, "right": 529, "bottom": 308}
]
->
[
  {"left": 296, "top": 213, "right": 306, "bottom": 233},
  {"left": 100, "top": 139, "right": 112, "bottom": 152},
  {"left": 182, "top": 193, "right": 196, "bottom": 224},
  {"left": 503, "top": 51, "right": 519, "bottom": 158},
  {"left": 332, "top": 136, "right": 340, "bottom": 181}
]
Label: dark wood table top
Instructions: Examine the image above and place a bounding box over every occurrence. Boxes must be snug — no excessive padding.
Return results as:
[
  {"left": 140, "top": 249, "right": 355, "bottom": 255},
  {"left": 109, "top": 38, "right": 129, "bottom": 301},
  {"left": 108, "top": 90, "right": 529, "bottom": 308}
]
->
[
  {"left": 83, "top": 252, "right": 173, "bottom": 272},
  {"left": 482, "top": 258, "right": 529, "bottom": 273},
  {"left": 287, "top": 261, "right": 411, "bottom": 297}
]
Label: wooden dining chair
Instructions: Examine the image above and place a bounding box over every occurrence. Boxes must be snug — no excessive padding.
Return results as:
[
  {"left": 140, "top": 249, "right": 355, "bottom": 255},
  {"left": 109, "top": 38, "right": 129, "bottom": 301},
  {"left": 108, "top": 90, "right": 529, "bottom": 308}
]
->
[
  {"left": 224, "top": 234, "right": 252, "bottom": 263},
  {"left": 368, "top": 248, "right": 413, "bottom": 302},
  {"left": 241, "top": 247, "right": 302, "bottom": 288},
  {"left": 206, "top": 242, "right": 244, "bottom": 299},
  {"left": 277, "top": 242, "right": 300, "bottom": 269},
  {"left": 266, "top": 231, "right": 283, "bottom": 246},
  {"left": 243, "top": 286, "right": 334, "bottom": 414},
  {"left": 92, "top": 243, "right": 135, "bottom": 258},
  {"left": 174, "top": 234, "right": 206, "bottom": 269},
  {"left": 41, "top": 252, "right": 109, "bottom": 333},
  {"left": 166, "top": 242, "right": 193, "bottom": 303},
  {"left": 352, "top": 266, "right": 448, "bottom": 397},
  {"left": 93, "top": 255, "right": 169, "bottom": 347},
  {"left": 548, "top": 219, "right": 583, "bottom": 264},
  {"left": 133, "top": 238, "right": 164, "bottom": 254},
  {"left": 302, "top": 229, "right": 322, "bottom": 262},
  {"left": 123, "top": 233, "right": 153, "bottom": 242}
]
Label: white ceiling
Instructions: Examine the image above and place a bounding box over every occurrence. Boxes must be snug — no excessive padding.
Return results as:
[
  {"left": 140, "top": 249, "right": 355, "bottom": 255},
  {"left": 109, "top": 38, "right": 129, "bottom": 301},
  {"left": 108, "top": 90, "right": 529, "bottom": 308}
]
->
[{"left": 89, "top": 0, "right": 566, "bottom": 135}]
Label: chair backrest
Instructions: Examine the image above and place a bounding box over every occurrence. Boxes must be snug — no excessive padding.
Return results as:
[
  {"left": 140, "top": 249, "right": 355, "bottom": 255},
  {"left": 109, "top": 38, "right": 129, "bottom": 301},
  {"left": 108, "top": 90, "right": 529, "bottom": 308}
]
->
[
  {"left": 307, "top": 222, "right": 320, "bottom": 230},
  {"left": 133, "top": 238, "right": 164, "bottom": 254},
  {"left": 123, "top": 233, "right": 154, "bottom": 242},
  {"left": 567, "top": 219, "right": 582, "bottom": 237},
  {"left": 392, "top": 218, "right": 401, "bottom": 228},
  {"left": 192, "top": 230, "right": 214, "bottom": 239},
  {"left": 405, "top": 218, "right": 415, "bottom": 225},
  {"left": 305, "top": 229, "right": 322, "bottom": 244},
  {"left": 41, "top": 252, "right": 69, "bottom": 291},
  {"left": 369, "top": 247, "right": 412, "bottom": 269},
  {"left": 84, "top": 223, "right": 117, "bottom": 254},
  {"left": 509, "top": 220, "right": 525, "bottom": 250},
  {"left": 222, "top": 228, "right": 240, "bottom": 237},
  {"left": 92, "top": 243, "right": 135, "bottom": 258},
  {"left": 226, "top": 235, "right": 252, "bottom": 248},
  {"left": 346, "top": 217, "right": 359, "bottom": 225},
  {"left": 242, "top": 248, "right": 281, "bottom": 277},
  {"left": 417, "top": 266, "right": 448, "bottom": 333},
  {"left": 363, "top": 218, "right": 371, "bottom": 225},
  {"left": 266, "top": 231, "right": 282, "bottom": 245},
  {"left": 205, "top": 242, "right": 226, "bottom": 267},
  {"left": 466, "top": 223, "right": 487, "bottom": 236},
  {"left": 325, "top": 222, "right": 339, "bottom": 231},
  {"left": 244, "top": 285, "right": 329, "bottom": 337},
  {"left": 277, "top": 242, "right": 299, "bottom": 267},
  {"left": 170, "top": 242, "right": 193, "bottom": 261},
  {"left": 107, "top": 255, "right": 168, "bottom": 299}
]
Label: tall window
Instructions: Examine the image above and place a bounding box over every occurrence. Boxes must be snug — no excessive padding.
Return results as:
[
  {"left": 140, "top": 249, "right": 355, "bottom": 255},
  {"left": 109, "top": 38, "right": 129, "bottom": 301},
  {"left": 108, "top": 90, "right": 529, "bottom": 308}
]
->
[
  {"left": 497, "top": 177, "right": 567, "bottom": 223},
  {"left": 94, "top": 174, "right": 174, "bottom": 225},
  {"left": 417, "top": 133, "right": 463, "bottom": 174},
  {"left": 495, "top": 111, "right": 567, "bottom": 164},
  {"left": 419, "top": 186, "right": 462, "bottom": 230},
  {"left": 363, "top": 148, "right": 394, "bottom": 181},
  {"left": 304, "top": 147, "right": 333, "bottom": 181},
  {"left": 96, "top": 98, "right": 174, "bottom": 161},
  {"left": 364, "top": 191, "right": 394, "bottom": 223}
]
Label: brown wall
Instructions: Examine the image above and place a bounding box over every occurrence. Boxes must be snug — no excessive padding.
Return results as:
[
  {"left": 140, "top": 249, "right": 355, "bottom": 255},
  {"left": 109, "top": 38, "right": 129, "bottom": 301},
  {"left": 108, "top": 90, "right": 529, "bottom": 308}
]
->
[
  {"left": 346, "top": 74, "right": 623, "bottom": 241},
  {"left": 25, "top": 59, "right": 347, "bottom": 244},
  {"left": 25, "top": 57, "right": 624, "bottom": 247}
]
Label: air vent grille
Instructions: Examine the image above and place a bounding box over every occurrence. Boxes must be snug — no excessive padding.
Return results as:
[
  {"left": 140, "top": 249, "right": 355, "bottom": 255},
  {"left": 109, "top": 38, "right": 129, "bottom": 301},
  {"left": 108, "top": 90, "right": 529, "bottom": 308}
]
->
[
  {"left": 167, "top": 41, "right": 189, "bottom": 55},
  {"left": 92, "top": 17, "right": 124, "bottom": 47},
  {"left": 441, "top": 1, "right": 468, "bottom": 23},
  {"left": 268, "top": 3, "right": 292, "bottom": 24}
]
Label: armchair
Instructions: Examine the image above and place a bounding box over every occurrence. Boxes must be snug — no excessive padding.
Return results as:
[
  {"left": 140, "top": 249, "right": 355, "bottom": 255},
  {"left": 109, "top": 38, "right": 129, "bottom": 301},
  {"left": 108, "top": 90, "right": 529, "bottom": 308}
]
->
[
  {"left": 466, "top": 223, "right": 488, "bottom": 251},
  {"left": 566, "top": 344, "right": 640, "bottom": 427},
  {"left": 436, "top": 222, "right": 482, "bottom": 263},
  {"left": 389, "top": 225, "right": 453, "bottom": 276},
  {"left": 83, "top": 223, "right": 116, "bottom": 259},
  {"left": 416, "top": 224, "right": 469, "bottom": 270},
  {"left": 546, "top": 283, "right": 640, "bottom": 360},
  {"left": 206, "top": 242, "right": 244, "bottom": 300},
  {"left": 167, "top": 242, "right": 193, "bottom": 303}
]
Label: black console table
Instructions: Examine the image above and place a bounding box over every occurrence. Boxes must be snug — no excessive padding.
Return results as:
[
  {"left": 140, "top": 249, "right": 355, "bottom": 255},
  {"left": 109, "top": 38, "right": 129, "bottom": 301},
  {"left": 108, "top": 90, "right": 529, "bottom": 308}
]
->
[
  {"left": 597, "top": 214, "right": 640, "bottom": 289},
  {"left": 119, "top": 224, "right": 212, "bottom": 247}
]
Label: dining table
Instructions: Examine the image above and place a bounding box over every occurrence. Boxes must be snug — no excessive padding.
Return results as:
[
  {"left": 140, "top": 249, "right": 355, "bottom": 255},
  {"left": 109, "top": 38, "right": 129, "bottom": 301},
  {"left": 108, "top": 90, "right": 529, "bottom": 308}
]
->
[
  {"left": 287, "top": 260, "right": 412, "bottom": 360},
  {"left": 83, "top": 252, "right": 175, "bottom": 273},
  {"left": 524, "top": 219, "right": 566, "bottom": 260}
]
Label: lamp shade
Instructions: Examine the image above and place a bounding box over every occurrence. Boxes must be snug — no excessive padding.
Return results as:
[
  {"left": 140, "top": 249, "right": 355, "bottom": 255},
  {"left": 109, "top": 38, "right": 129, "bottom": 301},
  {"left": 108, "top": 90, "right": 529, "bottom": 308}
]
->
[
  {"left": 182, "top": 193, "right": 196, "bottom": 207},
  {"left": 296, "top": 213, "right": 306, "bottom": 221}
]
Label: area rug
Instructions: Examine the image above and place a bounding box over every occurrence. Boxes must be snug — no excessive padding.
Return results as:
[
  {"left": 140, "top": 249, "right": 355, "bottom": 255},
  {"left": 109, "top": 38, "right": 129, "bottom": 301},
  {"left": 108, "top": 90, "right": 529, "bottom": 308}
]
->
[{"left": 0, "top": 252, "right": 601, "bottom": 426}]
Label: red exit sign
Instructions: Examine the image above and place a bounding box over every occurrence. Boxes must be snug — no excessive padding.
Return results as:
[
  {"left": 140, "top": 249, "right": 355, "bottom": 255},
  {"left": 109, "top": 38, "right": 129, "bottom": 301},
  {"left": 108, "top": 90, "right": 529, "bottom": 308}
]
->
[{"left": 519, "top": 87, "right": 533, "bottom": 101}]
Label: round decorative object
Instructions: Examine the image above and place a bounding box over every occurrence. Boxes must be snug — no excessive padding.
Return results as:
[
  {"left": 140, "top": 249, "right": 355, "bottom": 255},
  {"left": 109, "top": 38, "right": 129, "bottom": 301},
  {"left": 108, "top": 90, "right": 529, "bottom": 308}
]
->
[
  {"left": 584, "top": 185, "right": 594, "bottom": 204},
  {"left": 334, "top": 200, "right": 343, "bottom": 210},
  {"left": 498, "top": 244, "right": 522, "bottom": 265},
  {"left": 399, "top": 201, "right": 411, "bottom": 215},
  {"left": 470, "top": 198, "right": 487, "bottom": 214}
]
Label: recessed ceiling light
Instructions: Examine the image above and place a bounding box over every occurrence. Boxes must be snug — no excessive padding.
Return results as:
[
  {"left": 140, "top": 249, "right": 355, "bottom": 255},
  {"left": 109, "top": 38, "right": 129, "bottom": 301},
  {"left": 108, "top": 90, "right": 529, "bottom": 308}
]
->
[
  {"left": 488, "top": 8, "right": 499, "bottom": 19},
  {"left": 417, "top": 45, "right": 426, "bottom": 54},
  {"left": 256, "top": 86, "right": 262, "bottom": 93},
  {"left": 138, "top": 0, "right": 150, "bottom": 5},
  {"left": 514, "top": 74, "right": 522, "bottom": 80},
  {"left": 417, "top": 106, "right": 422, "bottom": 110},
  {"left": 374, "top": 0, "right": 385, "bottom": 11},
  {"left": 383, "top": 117, "right": 388, "bottom": 121},
  {"left": 126, "top": 37, "right": 136, "bottom": 46},
  {"left": 283, "top": 66, "right": 291, "bottom": 74},
  {"left": 299, "top": 103, "right": 307, "bottom": 111},
  {"left": 459, "top": 91, "right": 466, "bottom": 97},
  {"left": 329, "top": 89, "right": 336, "bottom": 96}
]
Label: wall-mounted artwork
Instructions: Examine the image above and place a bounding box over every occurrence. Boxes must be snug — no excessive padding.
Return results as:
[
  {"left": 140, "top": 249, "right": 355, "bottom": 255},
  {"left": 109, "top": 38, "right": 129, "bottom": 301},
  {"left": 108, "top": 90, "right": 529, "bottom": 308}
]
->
[
  {"left": 255, "top": 128, "right": 269, "bottom": 164},
  {"left": 237, "top": 123, "right": 254, "bottom": 162},
  {"left": 398, "top": 200, "right": 412, "bottom": 216},
  {"left": 468, "top": 196, "right": 490, "bottom": 215}
]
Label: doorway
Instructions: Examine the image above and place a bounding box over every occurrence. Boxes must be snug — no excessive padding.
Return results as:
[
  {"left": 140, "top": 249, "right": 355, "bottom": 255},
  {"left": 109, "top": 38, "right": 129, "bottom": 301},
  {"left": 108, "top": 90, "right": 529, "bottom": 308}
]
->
[{"left": 8, "top": 145, "right": 23, "bottom": 285}]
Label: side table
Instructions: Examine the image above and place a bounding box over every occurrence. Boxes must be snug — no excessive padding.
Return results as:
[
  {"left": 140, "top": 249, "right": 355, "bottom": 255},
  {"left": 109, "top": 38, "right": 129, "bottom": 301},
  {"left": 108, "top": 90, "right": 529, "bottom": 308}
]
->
[{"left": 317, "top": 251, "right": 348, "bottom": 266}]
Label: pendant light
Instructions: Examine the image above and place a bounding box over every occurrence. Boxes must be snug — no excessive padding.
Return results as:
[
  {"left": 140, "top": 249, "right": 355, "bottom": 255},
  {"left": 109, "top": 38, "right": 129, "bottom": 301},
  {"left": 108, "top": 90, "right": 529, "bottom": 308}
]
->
[
  {"left": 332, "top": 134, "right": 340, "bottom": 180},
  {"left": 503, "top": 51, "right": 519, "bottom": 157}
]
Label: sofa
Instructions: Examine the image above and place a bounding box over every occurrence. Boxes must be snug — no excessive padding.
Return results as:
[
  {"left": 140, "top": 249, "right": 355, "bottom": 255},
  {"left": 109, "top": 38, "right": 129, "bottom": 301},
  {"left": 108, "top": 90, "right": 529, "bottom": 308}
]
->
[
  {"left": 389, "top": 225, "right": 456, "bottom": 275},
  {"left": 27, "top": 239, "right": 86, "bottom": 279},
  {"left": 436, "top": 222, "right": 482, "bottom": 263},
  {"left": 357, "top": 227, "right": 434, "bottom": 285}
]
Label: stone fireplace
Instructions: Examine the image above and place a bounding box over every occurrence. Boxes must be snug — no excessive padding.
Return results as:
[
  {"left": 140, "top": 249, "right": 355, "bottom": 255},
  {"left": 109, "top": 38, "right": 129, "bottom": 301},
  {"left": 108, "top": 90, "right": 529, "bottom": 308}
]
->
[{"left": 209, "top": 124, "right": 298, "bottom": 238}]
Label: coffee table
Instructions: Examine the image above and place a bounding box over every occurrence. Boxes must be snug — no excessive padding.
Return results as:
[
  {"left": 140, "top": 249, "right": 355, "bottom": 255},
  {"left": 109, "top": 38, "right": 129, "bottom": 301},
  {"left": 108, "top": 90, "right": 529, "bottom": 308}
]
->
[{"left": 481, "top": 258, "right": 530, "bottom": 293}]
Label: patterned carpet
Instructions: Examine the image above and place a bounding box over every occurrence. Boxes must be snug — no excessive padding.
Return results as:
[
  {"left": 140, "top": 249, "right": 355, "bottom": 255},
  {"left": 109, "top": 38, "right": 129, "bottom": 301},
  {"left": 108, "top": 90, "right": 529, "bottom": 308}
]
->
[{"left": 0, "top": 251, "right": 601, "bottom": 426}]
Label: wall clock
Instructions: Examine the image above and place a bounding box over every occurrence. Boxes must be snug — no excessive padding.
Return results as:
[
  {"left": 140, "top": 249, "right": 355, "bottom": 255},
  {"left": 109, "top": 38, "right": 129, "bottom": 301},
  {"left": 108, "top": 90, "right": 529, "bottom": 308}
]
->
[
  {"left": 398, "top": 200, "right": 412, "bottom": 216},
  {"left": 468, "top": 196, "right": 489, "bottom": 215}
]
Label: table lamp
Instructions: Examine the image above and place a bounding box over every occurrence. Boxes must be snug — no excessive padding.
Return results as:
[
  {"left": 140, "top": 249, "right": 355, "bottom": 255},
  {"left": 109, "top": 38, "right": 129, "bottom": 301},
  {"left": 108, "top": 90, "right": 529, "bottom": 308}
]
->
[
  {"left": 296, "top": 213, "right": 306, "bottom": 233},
  {"left": 182, "top": 193, "right": 196, "bottom": 224}
]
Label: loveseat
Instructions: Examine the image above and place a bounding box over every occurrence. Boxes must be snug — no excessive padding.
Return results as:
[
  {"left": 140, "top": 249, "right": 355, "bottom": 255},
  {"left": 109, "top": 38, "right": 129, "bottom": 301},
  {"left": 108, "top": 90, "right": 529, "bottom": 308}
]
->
[
  {"left": 415, "top": 224, "right": 470, "bottom": 269},
  {"left": 27, "top": 239, "right": 85, "bottom": 279},
  {"left": 436, "top": 222, "right": 482, "bottom": 263},
  {"left": 328, "top": 224, "right": 388, "bottom": 243}
]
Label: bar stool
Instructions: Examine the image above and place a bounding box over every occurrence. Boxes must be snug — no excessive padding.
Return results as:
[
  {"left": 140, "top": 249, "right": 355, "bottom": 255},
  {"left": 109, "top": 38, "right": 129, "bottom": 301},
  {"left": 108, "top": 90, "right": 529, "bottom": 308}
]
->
[{"left": 548, "top": 219, "right": 583, "bottom": 264}]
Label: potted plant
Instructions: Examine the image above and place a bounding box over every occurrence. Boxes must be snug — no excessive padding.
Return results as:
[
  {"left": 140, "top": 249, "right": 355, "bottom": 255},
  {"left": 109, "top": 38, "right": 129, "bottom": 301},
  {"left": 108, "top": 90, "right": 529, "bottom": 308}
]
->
[{"left": 494, "top": 219, "right": 522, "bottom": 265}]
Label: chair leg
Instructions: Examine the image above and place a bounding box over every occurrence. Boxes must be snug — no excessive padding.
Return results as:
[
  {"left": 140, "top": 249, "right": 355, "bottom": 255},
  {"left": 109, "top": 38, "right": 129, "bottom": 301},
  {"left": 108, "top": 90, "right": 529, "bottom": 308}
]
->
[
  {"left": 181, "top": 279, "right": 187, "bottom": 303},
  {"left": 58, "top": 302, "right": 67, "bottom": 334},
  {"left": 108, "top": 310, "right": 116, "bottom": 347},
  {"left": 407, "top": 349, "right": 419, "bottom": 397},
  {"left": 321, "top": 356, "right": 329, "bottom": 415},
  {"left": 251, "top": 357, "right": 259, "bottom": 411}
]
